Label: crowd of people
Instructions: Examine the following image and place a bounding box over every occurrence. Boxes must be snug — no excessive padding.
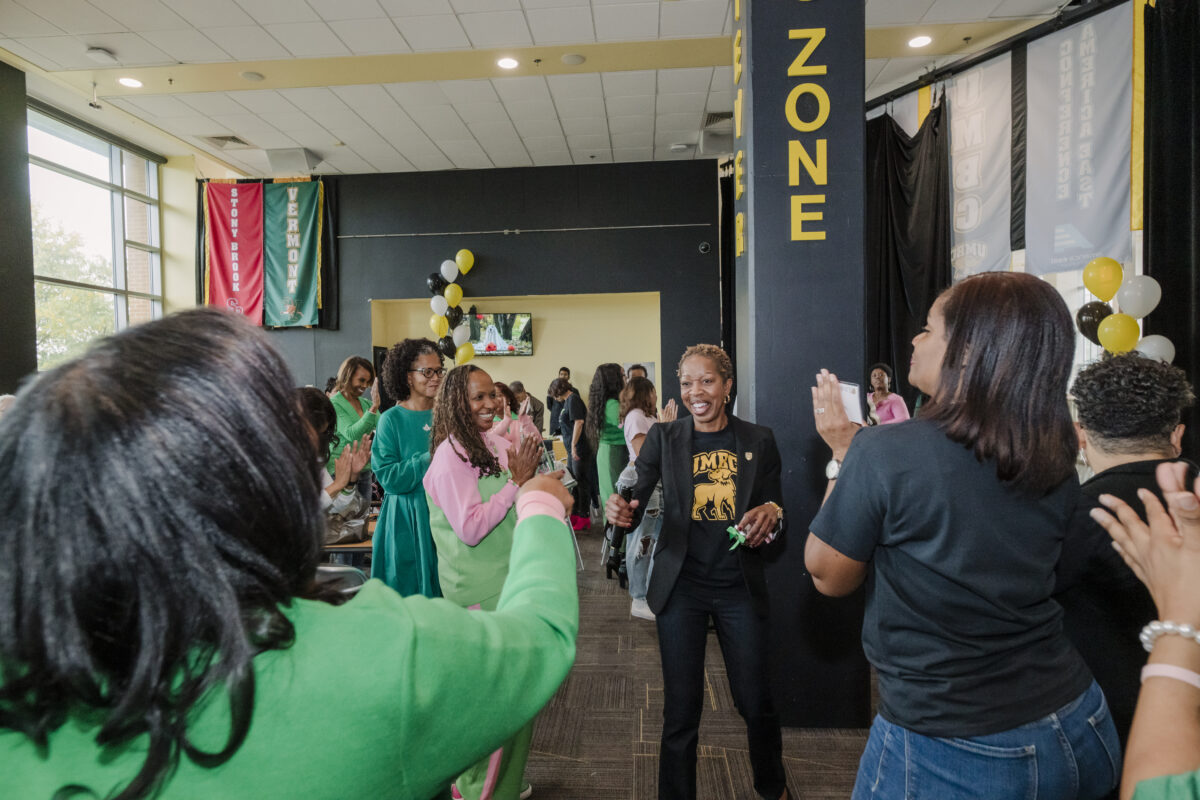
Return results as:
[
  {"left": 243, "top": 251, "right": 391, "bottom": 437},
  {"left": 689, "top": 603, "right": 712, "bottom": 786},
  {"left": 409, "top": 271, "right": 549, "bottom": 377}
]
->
[{"left": 2, "top": 270, "right": 1200, "bottom": 800}]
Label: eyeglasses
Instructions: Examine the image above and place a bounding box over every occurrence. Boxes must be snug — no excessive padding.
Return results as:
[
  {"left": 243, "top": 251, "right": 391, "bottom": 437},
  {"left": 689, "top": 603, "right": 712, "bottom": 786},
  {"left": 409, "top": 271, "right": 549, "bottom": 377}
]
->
[{"left": 409, "top": 368, "right": 446, "bottom": 379}]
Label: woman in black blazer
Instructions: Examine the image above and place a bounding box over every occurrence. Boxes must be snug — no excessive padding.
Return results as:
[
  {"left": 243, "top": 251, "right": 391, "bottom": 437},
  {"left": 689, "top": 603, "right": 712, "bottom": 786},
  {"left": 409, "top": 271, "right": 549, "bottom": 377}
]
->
[{"left": 606, "top": 344, "right": 789, "bottom": 800}]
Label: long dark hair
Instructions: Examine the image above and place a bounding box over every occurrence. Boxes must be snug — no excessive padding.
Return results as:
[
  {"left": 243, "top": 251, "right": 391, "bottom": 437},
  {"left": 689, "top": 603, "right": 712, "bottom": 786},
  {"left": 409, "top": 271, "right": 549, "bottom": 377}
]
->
[
  {"left": 297, "top": 386, "right": 337, "bottom": 466},
  {"left": 0, "top": 308, "right": 326, "bottom": 800},
  {"left": 920, "top": 272, "right": 1076, "bottom": 492},
  {"left": 381, "top": 338, "right": 441, "bottom": 403},
  {"left": 430, "top": 365, "right": 502, "bottom": 478},
  {"left": 585, "top": 363, "right": 625, "bottom": 450}
]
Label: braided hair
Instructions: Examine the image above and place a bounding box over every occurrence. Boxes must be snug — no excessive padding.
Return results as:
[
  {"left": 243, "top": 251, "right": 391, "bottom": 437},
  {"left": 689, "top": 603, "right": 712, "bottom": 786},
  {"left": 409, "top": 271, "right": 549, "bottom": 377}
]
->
[{"left": 430, "top": 365, "right": 502, "bottom": 478}]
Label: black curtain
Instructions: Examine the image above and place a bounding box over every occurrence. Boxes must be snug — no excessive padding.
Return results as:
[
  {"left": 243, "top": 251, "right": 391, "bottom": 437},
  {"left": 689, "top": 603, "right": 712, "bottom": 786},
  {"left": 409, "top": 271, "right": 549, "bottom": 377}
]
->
[
  {"left": 1144, "top": 0, "right": 1200, "bottom": 457},
  {"left": 194, "top": 177, "right": 340, "bottom": 330},
  {"left": 864, "top": 103, "right": 952, "bottom": 407}
]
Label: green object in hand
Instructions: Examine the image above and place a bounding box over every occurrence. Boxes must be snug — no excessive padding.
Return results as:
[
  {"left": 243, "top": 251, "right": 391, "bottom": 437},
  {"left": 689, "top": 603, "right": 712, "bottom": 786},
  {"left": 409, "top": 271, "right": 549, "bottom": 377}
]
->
[{"left": 727, "top": 525, "right": 746, "bottom": 550}]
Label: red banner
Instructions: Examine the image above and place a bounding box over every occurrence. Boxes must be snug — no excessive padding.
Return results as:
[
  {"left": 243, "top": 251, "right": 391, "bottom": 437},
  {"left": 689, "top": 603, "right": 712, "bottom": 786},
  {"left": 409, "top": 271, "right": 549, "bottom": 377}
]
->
[{"left": 205, "top": 183, "right": 264, "bottom": 324}]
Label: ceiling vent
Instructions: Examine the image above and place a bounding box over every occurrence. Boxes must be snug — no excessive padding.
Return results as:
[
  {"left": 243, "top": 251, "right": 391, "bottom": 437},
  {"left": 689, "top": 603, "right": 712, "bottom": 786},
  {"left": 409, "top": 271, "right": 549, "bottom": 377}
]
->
[
  {"left": 266, "top": 147, "right": 323, "bottom": 175},
  {"left": 200, "top": 134, "right": 256, "bottom": 151},
  {"left": 703, "top": 111, "right": 733, "bottom": 131},
  {"left": 699, "top": 111, "right": 734, "bottom": 156}
]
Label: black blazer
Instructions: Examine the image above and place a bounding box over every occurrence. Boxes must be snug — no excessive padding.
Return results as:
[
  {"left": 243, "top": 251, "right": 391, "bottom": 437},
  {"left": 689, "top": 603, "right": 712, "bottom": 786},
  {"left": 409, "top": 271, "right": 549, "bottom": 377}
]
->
[{"left": 629, "top": 414, "right": 784, "bottom": 616}]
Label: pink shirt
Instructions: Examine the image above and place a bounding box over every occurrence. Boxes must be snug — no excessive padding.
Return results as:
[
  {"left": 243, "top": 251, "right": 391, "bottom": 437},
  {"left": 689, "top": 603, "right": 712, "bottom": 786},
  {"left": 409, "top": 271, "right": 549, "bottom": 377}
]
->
[
  {"left": 874, "top": 392, "right": 911, "bottom": 425},
  {"left": 621, "top": 408, "right": 656, "bottom": 462},
  {"left": 423, "top": 432, "right": 519, "bottom": 546}
]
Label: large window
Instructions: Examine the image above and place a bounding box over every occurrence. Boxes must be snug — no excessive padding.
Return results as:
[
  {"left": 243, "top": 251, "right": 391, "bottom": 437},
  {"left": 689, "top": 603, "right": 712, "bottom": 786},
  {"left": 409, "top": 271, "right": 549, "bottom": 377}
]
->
[{"left": 28, "top": 109, "right": 162, "bottom": 371}]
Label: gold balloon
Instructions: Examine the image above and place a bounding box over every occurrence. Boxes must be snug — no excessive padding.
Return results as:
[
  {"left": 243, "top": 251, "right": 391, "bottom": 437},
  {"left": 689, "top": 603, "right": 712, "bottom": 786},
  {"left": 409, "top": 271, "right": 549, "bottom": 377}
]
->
[
  {"left": 1097, "top": 313, "right": 1140, "bottom": 354},
  {"left": 456, "top": 249, "right": 475, "bottom": 274},
  {"left": 443, "top": 283, "right": 464, "bottom": 309},
  {"left": 1082, "top": 257, "right": 1124, "bottom": 302},
  {"left": 430, "top": 313, "right": 449, "bottom": 338},
  {"left": 455, "top": 342, "right": 475, "bottom": 365}
]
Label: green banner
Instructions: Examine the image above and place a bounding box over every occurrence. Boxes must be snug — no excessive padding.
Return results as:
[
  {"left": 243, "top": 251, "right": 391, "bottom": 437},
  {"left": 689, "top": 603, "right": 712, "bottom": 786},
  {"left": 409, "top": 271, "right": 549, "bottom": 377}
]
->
[{"left": 263, "top": 181, "right": 322, "bottom": 327}]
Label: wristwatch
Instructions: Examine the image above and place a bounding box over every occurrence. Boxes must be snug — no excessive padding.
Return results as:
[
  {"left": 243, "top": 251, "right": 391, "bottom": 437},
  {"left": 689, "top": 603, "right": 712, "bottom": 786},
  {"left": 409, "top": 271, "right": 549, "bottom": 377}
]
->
[
  {"left": 825, "top": 458, "right": 842, "bottom": 480},
  {"left": 765, "top": 501, "right": 784, "bottom": 535}
]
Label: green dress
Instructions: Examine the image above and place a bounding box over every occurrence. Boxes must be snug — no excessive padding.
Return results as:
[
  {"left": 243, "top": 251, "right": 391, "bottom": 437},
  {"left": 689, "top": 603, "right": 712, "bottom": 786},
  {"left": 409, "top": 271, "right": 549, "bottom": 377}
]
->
[
  {"left": 371, "top": 404, "right": 439, "bottom": 597},
  {"left": 596, "top": 397, "right": 626, "bottom": 506}
]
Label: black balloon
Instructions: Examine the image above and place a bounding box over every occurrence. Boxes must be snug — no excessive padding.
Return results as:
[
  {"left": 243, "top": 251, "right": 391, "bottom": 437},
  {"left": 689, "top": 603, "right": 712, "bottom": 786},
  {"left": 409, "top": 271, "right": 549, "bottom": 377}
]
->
[
  {"left": 438, "top": 335, "right": 456, "bottom": 358},
  {"left": 1076, "top": 301, "right": 1113, "bottom": 345},
  {"left": 446, "top": 305, "right": 464, "bottom": 329},
  {"left": 427, "top": 272, "right": 449, "bottom": 295}
]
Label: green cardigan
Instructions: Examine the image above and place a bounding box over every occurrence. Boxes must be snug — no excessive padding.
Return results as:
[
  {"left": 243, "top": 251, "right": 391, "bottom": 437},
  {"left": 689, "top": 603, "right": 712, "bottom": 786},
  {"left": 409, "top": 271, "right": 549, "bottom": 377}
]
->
[
  {"left": 329, "top": 390, "right": 379, "bottom": 471},
  {"left": 2, "top": 514, "right": 578, "bottom": 800}
]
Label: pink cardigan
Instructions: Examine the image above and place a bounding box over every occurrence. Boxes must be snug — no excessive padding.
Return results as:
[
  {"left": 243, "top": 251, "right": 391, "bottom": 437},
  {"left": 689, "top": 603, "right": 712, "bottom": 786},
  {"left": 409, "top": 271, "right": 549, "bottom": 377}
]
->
[{"left": 423, "top": 432, "right": 520, "bottom": 546}]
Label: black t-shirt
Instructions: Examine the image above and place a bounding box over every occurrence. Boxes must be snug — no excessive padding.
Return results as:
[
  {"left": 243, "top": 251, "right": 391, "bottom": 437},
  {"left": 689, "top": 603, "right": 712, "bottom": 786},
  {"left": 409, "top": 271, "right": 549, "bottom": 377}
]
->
[
  {"left": 1055, "top": 458, "right": 1199, "bottom": 746},
  {"left": 559, "top": 392, "right": 587, "bottom": 456},
  {"left": 810, "top": 419, "right": 1092, "bottom": 737},
  {"left": 679, "top": 424, "right": 742, "bottom": 588}
]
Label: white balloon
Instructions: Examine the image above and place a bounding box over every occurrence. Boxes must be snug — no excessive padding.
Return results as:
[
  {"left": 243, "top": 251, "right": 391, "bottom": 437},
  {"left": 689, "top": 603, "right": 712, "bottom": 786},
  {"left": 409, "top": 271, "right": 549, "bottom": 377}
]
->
[
  {"left": 441, "top": 259, "right": 459, "bottom": 283},
  {"left": 452, "top": 323, "right": 470, "bottom": 347},
  {"left": 1136, "top": 334, "right": 1175, "bottom": 364},
  {"left": 1116, "top": 275, "right": 1162, "bottom": 319},
  {"left": 430, "top": 295, "right": 448, "bottom": 316}
]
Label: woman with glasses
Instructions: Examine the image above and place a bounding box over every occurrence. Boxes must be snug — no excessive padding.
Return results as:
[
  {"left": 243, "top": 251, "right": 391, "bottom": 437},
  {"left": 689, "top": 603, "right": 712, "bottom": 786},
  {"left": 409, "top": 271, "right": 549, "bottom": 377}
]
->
[{"left": 370, "top": 338, "right": 445, "bottom": 597}]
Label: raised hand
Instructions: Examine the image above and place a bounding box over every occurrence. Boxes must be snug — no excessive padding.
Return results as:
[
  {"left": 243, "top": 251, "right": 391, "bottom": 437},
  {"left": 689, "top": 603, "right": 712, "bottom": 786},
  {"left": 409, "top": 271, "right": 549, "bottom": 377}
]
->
[
  {"left": 811, "top": 369, "right": 859, "bottom": 461},
  {"left": 661, "top": 399, "right": 678, "bottom": 423},
  {"left": 507, "top": 435, "right": 543, "bottom": 486}
]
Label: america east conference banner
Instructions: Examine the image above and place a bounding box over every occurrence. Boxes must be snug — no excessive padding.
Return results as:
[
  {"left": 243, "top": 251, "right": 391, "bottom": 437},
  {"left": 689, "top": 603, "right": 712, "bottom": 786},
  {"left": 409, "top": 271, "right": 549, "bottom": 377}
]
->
[{"left": 204, "top": 181, "right": 323, "bottom": 327}]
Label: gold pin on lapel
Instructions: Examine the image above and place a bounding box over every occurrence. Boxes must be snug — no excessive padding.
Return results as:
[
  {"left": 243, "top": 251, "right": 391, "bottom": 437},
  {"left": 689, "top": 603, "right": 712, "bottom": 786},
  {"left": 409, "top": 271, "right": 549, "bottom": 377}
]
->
[{"left": 745, "top": 452, "right": 753, "bottom": 461}]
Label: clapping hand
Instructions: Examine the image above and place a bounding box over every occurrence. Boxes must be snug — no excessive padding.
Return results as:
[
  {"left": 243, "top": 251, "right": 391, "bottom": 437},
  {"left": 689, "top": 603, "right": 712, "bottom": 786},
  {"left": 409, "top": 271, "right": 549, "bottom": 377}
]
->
[
  {"left": 660, "top": 399, "right": 678, "bottom": 423},
  {"left": 506, "top": 435, "right": 543, "bottom": 486}
]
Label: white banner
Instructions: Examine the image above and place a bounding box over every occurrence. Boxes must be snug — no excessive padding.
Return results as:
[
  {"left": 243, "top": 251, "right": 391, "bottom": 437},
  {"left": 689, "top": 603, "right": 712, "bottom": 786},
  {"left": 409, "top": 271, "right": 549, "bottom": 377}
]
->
[{"left": 948, "top": 53, "right": 1013, "bottom": 278}]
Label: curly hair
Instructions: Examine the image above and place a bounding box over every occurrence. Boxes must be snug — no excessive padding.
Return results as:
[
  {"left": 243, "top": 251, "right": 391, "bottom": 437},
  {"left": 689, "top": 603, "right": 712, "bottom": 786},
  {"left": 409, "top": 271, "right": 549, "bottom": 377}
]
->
[
  {"left": 619, "top": 376, "right": 657, "bottom": 423},
  {"left": 585, "top": 363, "right": 625, "bottom": 451},
  {"left": 677, "top": 344, "right": 733, "bottom": 382},
  {"left": 1072, "top": 353, "right": 1195, "bottom": 454},
  {"left": 868, "top": 362, "right": 894, "bottom": 388},
  {"left": 430, "top": 365, "right": 502, "bottom": 478},
  {"left": 381, "top": 338, "right": 441, "bottom": 403}
]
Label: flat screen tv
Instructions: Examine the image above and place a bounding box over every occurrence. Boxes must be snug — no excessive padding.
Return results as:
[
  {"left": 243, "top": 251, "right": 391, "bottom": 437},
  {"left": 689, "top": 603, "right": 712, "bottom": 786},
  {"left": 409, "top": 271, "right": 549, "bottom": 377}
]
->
[{"left": 470, "top": 312, "right": 533, "bottom": 356}]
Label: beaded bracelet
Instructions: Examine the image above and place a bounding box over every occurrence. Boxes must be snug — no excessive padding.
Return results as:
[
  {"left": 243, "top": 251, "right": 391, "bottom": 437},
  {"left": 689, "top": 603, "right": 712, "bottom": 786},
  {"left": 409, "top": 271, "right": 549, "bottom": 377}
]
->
[{"left": 1140, "top": 620, "right": 1200, "bottom": 653}]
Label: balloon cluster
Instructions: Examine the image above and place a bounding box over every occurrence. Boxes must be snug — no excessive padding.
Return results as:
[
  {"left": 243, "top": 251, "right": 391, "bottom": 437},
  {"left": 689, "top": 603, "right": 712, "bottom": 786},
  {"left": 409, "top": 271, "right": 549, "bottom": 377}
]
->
[
  {"left": 427, "top": 249, "right": 477, "bottom": 365},
  {"left": 1076, "top": 257, "right": 1174, "bottom": 363}
]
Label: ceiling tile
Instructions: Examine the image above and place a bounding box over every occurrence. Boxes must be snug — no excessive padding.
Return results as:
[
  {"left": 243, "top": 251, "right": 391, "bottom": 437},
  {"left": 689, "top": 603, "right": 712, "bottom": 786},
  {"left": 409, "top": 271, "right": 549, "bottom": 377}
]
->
[
  {"left": 276, "top": 88, "right": 363, "bottom": 128},
  {"left": 705, "top": 90, "right": 733, "bottom": 112},
  {"left": 593, "top": 3, "right": 657, "bottom": 42},
  {"left": 566, "top": 133, "right": 608, "bottom": 150},
  {"left": 230, "top": 89, "right": 300, "bottom": 114},
  {"left": 179, "top": 92, "right": 249, "bottom": 116},
  {"left": 458, "top": 11, "right": 532, "bottom": 47},
  {"left": 161, "top": 0, "right": 255, "bottom": 28},
  {"left": 157, "top": 115, "right": 233, "bottom": 135},
  {"left": 204, "top": 26, "right": 291, "bottom": 60},
  {"left": 604, "top": 94, "right": 654, "bottom": 116},
  {"left": 400, "top": 148, "right": 454, "bottom": 170},
  {"left": 526, "top": 6, "right": 593, "bottom": 45},
  {"left": 385, "top": 81, "right": 451, "bottom": 106},
  {"left": 438, "top": 139, "right": 493, "bottom": 169},
  {"left": 264, "top": 22, "right": 350, "bottom": 56},
  {"left": 88, "top": 0, "right": 190, "bottom": 30},
  {"left": 0, "top": 38, "right": 62, "bottom": 69},
  {"left": 658, "top": 67, "right": 712, "bottom": 94},
  {"left": 531, "top": 151, "right": 573, "bottom": 167},
  {"left": 454, "top": 101, "right": 509, "bottom": 122},
  {"left": 659, "top": 0, "right": 728, "bottom": 38},
  {"left": 554, "top": 95, "right": 605, "bottom": 118},
  {"left": 654, "top": 146, "right": 693, "bottom": 160},
  {"left": 990, "top": 0, "right": 1061, "bottom": 15},
  {"left": 320, "top": 150, "right": 374, "bottom": 173},
  {"left": 307, "top": 0, "right": 388, "bottom": 21},
  {"left": 407, "top": 105, "right": 472, "bottom": 139},
  {"left": 547, "top": 72, "right": 602, "bottom": 100},
  {"left": 248, "top": 129, "right": 300, "bottom": 149},
  {"left": 449, "top": 0, "right": 520, "bottom": 10},
  {"left": 655, "top": 128, "right": 697, "bottom": 146},
  {"left": 468, "top": 119, "right": 520, "bottom": 140},
  {"left": 259, "top": 110, "right": 332, "bottom": 134},
  {"left": 329, "top": 18, "right": 410, "bottom": 52},
  {"left": 870, "top": 55, "right": 936, "bottom": 89},
  {"left": 711, "top": 65, "right": 732, "bottom": 91},
  {"left": 20, "top": 33, "right": 174, "bottom": 69},
  {"left": 572, "top": 150, "right": 612, "bottom": 164},
  {"left": 865, "top": 0, "right": 935, "bottom": 27},
  {"left": 656, "top": 112, "right": 700, "bottom": 132},
  {"left": 923, "top": 0, "right": 1004, "bottom": 23},
  {"left": 13, "top": 0, "right": 122, "bottom": 35},
  {"left": 211, "top": 112, "right": 284, "bottom": 135},
  {"left": 233, "top": 0, "right": 319, "bottom": 25},
  {"left": 656, "top": 92, "right": 707, "bottom": 114},
  {"left": 865, "top": 58, "right": 888, "bottom": 86},
  {"left": 606, "top": 115, "right": 651, "bottom": 134},
  {"left": 380, "top": 0, "right": 452, "bottom": 14},
  {"left": 513, "top": 117, "right": 562, "bottom": 138},
  {"left": 492, "top": 75, "right": 551, "bottom": 104},
  {"left": 520, "top": 0, "right": 587, "bottom": 7},
  {"left": 439, "top": 79, "right": 498, "bottom": 104},
  {"left": 561, "top": 116, "right": 606, "bottom": 136},
  {"left": 394, "top": 14, "right": 470, "bottom": 50},
  {"left": 602, "top": 70, "right": 655, "bottom": 97},
  {"left": 521, "top": 133, "right": 567, "bottom": 152},
  {"left": 490, "top": 151, "right": 533, "bottom": 167},
  {"left": 610, "top": 130, "right": 651, "bottom": 148},
  {"left": 504, "top": 99, "right": 558, "bottom": 121},
  {"left": 0, "top": 2, "right": 62, "bottom": 38},
  {"left": 612, "top": 146, "right": 652, "bottom": 162},
  {"left": 364, "top": 152, "right": 417, "bottom": 171},
  {"left": 140, "top": 29, "right": 233, "bottom": 61}
]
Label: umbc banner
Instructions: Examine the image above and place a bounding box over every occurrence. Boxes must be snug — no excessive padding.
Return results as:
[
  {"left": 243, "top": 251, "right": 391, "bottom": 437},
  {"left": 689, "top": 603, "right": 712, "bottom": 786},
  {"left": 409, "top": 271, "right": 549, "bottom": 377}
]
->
[{"left": 204, "top": 180, "right": 323, "bottom": 327}]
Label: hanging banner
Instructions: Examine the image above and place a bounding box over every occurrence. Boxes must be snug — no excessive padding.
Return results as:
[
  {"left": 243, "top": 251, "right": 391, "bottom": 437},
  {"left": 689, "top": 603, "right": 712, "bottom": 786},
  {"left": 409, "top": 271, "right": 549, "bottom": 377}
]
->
[
  {"left": 949, "top": 53, "right": 1013, "bottom": 278},
  {"left": 204, "top": 182, "right": 263, "bottom": 324},
  {"left": 1025, "top": 3, "right": 1132, "bottom": 275},
  {"left": 263, "top": 182, "right": 322, "bottom": 327}
]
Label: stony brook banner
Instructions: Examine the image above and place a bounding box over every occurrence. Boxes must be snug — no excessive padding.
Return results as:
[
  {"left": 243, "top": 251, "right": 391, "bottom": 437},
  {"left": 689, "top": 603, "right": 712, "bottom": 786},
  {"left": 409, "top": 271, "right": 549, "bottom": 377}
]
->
[{"left": 203, "top": 180, "right": 322, "bottom": 327}]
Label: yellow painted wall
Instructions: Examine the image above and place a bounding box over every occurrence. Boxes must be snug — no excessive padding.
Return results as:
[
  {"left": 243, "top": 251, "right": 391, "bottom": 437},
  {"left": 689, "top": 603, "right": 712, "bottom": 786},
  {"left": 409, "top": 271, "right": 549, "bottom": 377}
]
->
[
  {"left": 160, "top": 156, "right": 197, "bottom": 314},
  {"left": 371, "top": 291, "right": 662, "bottom": 398}
]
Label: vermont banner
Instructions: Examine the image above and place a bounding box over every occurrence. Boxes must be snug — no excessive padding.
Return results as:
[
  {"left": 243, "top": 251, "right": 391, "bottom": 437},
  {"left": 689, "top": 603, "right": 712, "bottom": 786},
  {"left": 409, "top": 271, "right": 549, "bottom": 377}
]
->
[{"left": 204, "top": 180, "right": 323, "bottom": 327}]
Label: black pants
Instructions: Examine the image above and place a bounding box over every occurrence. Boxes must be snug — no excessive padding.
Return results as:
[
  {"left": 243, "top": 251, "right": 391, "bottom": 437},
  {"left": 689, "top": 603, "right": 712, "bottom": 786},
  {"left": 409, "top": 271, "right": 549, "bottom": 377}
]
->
[{"left": 655, "top": 578, "right": 786, "bottom": 800}]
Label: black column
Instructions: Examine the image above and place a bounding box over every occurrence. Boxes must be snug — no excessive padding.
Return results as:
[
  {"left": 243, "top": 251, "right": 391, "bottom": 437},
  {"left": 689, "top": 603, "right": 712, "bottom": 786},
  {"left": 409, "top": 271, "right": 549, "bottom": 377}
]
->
[
  {"left": 0, "top": 63, "right": 35, "bottom": 391},
  {"left": 733, "top": 0, "right": 870, "bottom": 727}
]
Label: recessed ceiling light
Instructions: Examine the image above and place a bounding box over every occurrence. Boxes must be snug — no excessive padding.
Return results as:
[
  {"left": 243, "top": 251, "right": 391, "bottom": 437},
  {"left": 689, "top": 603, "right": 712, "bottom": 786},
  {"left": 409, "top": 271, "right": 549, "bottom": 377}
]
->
[
  {"left": 118, "top": 77, "right": 142, "bottom": 88},
  {"left": 561, "top": 54, "right": 585, "bottom": 66},
  {"left": 240, "top": 71, "right": 265, "bottom": 82},
  {"left": 909, "top": 35, "right": 932, "bottom": 48},
  {"left": 497, "top": 57, "right": 519, "bottom": 69}
]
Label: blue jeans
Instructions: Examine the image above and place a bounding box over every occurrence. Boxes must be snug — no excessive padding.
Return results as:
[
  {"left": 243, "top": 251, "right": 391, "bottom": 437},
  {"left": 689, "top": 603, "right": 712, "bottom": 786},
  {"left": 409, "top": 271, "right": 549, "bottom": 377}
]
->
[
  {"left": 852, "top": 680, "right": 1120, "bottom": 800},
  {"left": 618, "top": 465, "right": 661, "bottom": 601}
]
